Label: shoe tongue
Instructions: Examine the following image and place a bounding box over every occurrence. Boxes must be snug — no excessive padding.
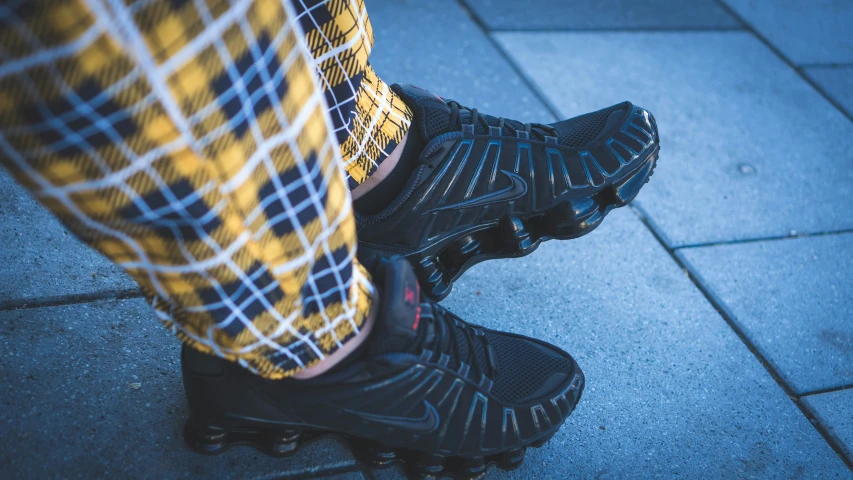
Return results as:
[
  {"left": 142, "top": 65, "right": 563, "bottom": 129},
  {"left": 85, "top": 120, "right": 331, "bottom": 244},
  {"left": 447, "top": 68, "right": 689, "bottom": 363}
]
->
[
  {"left": 367, "top": 258, "right": 424, "bottom": 357},
  {"left": 365, "top": 258, "right": 491, "bottom": 374},
  {"left": 447, "top": 317, "right": 489, "bottom": 374},
  {"left": 391, "top": 83, "right": 452, "bottom": 141}
]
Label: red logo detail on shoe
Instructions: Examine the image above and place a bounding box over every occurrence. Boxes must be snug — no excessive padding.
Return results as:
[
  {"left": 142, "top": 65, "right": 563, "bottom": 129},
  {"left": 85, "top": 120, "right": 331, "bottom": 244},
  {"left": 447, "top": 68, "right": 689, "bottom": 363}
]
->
[
  {"left": 412, "top": 305, "right": 421, "bottom": 331},
  {"left": 412, "top": 84, "right": 443, "bottom": 102},
  {"left": 404, "top": 286, "right": 416, "bottom": 305}
]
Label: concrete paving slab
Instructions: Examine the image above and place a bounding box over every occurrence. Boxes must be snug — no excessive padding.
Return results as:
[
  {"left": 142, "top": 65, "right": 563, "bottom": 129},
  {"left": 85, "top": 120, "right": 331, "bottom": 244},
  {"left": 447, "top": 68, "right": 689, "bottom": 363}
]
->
[
  {"left": 0, "top": 299, "right": 357, "bottom": 479},
  {"left": 678, "top": 233, "right": 853, "bottom": 394},
  {"left": 366, "top": 0, "right": 554, "bottom": 123},
  {"left": 722, "top": 0, "right": 853, "bottom": 64},
  {"left": 806, "top": 66, "right": 853, "bottom": 118},
  {"left": 374, "top": 210, "right": 851, "bottom": 478},
  {"left": 464, "top": 0, "right": 739, "bottom": 30},
  {"left": 495, "top": 31, "right": 853, "bottom": 247},
  {"left": 0, "top": 169, "right": 137, "bottom": 308},
  {"left": 803, "top": 389, "right": 853, "bottom": 461}
]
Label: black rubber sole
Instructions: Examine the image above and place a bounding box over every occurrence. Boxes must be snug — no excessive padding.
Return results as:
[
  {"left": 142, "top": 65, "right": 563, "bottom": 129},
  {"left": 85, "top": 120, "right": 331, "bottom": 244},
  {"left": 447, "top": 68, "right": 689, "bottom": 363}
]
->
[
  {"left": 408, "top": 146, "right": 660, "bottom": 300},
  {"left": 184, "top": 420, "right": 559, "bottom": 479}
]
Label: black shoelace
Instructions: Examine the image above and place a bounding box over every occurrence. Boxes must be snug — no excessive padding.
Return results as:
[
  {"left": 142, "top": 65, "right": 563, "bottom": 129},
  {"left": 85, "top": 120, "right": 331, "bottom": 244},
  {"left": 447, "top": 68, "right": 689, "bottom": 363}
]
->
[
  {"left": 409, "top": 302, "right": 496, "bottom": 380},
  {"left": 447, "top": 100, "right": 558, "bottom": 142}
]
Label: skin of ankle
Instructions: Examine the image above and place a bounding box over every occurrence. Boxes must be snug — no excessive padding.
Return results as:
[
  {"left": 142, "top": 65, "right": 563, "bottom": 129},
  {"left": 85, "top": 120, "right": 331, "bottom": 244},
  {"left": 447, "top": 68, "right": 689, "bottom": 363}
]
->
[
  {"left": 291, "top": 291, "right": 378, "bottom": 379},
  {"left": 351, "top": 131, "right": 408, "bottom": 200}
]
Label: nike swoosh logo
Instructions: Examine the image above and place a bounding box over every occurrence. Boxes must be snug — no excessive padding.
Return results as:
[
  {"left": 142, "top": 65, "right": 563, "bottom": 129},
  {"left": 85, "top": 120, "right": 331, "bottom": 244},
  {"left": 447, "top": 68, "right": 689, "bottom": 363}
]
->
[
  {"left": 347, "top": 401, "right": 439, "bottom": 434},
  {"left": 423, "top": 170, "right": 527, "bottom": 215}
]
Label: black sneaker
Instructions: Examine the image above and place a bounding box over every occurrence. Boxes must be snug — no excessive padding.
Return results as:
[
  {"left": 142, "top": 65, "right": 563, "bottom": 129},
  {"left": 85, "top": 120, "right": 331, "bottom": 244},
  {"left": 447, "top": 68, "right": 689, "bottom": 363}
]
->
[
  {"left": 182, "top": 258, "right": 584, "bottom": 479},
  {"left": 357, "top": 84, "right": 660, "bottom": 300}
]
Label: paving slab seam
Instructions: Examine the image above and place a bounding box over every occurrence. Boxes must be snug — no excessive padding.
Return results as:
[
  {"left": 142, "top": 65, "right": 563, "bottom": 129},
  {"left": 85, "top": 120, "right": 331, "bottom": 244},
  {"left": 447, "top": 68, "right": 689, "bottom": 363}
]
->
[
  {"left": 632, "top": 205, "right": 853, "bottom": 470},
  {"left": 0, "top": 287, "right": 142, "bottom": 311},
  {"left": 455, "top": 0, "right": 564, "bottom": 121},
  {"left": 801, "top": 63, "right": 853, "bottom": 69},
  {"left": 800, "top": 384, "right": 853, "bottom": 399},
  {"left": 488, "top": 26, "right": 745, "bottom": 33},
  {"left": 674, "top": 228, "right": 853, "bottom": 250},
  {"left": 715, "top": 0, "right": 853, "bottom": 123},
  {"left": 799, "top": 397, "right": 853, "bottom": 464}
]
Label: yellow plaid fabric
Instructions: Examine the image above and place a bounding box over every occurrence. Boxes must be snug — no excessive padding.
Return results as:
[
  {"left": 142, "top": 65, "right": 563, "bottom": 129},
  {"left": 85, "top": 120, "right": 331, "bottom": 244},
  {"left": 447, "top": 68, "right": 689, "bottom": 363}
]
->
[
  {"left": 296, "top": 0, "right": 412, "bottom": 188},
  {"left": 0, "top": 0, "right": 379, "bottom": 378}
]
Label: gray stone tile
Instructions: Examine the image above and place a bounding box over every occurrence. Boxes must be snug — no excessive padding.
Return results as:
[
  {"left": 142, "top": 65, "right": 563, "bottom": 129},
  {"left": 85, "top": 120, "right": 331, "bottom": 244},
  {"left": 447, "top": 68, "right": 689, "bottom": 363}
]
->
[
  {"left": 435, "top": 210, "right": 845, "bottom": 477},
  {"left": 366, "top": 0, "right": 554, "bottom": 123},
  {"left": 0, "top": 299, "right": 356, "bottom": 479},
  {"left": 0, "top": 168, "right": 136, "bottom": 307},
  {"left": 723, "top": 0, "right": 853, "bottom": 64},
  {"left": 806, "top": 66, "right": 853, "bottom": 118},
  {"left": 678, "top": 233, "right": 853, "bottom": 394},
  {"left": 803, "top": 389, "right": 853, "bottom": 460},
  {"left": 465, "top": 0, "right": 739, "bottom": 30},
  {"left": 496, "top": 31, "right": 853, "bottom": 246}
]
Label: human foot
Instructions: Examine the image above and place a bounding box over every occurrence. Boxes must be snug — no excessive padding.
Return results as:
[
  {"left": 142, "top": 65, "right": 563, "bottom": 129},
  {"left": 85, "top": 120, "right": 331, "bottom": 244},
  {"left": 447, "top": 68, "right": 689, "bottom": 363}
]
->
[
  {"left": 182, "top": 258, "right": 584, "bottom": 478},
  {"left": 356, "top": 84, "right": 660, "bottom": 300}
]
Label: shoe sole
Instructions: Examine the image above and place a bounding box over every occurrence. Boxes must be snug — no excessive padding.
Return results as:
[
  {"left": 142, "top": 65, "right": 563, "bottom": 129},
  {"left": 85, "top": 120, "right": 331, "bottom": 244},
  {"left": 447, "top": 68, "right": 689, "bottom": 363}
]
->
[
  {"left": 405, "top": 144, "right": 660, "bottom": 300},
  {"left": 183, "top": 369, "right": 585, "bottom": 479},
  {"left": 184, "top": 425, "right": 554, "bottom": 479}
]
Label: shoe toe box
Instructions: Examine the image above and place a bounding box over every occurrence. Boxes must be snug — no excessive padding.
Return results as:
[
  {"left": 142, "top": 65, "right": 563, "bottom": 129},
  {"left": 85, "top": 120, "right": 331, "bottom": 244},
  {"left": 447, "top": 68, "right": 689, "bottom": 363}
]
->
[{"left": 485, "top": 330, "right": 581, "bottom": 405}]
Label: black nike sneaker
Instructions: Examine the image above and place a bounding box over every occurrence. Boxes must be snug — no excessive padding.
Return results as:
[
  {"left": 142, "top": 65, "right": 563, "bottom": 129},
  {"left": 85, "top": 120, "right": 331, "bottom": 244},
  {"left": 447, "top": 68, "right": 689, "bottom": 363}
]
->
[
  {"left": 182, "top": 258, "right": 584, "bottom": 479},
  {"left": 356, "top": 84, "right": 660, "bottom": 300}
]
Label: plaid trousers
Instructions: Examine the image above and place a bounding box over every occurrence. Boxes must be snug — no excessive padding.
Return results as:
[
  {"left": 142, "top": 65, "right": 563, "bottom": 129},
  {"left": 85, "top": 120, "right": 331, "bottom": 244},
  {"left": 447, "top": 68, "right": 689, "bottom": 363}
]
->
[{"left": 0, "top": 0, "right": 412, "bottom": 378}]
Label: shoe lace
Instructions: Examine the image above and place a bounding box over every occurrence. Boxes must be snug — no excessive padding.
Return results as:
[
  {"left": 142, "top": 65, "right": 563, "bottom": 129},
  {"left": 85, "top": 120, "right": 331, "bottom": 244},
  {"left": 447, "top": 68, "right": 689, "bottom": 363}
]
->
[
  {"left": 447, "top": 100, "right": 558, "bottom": 141},
  {"left": 410, "top": 302, "right": 496, "bottom": 379}
]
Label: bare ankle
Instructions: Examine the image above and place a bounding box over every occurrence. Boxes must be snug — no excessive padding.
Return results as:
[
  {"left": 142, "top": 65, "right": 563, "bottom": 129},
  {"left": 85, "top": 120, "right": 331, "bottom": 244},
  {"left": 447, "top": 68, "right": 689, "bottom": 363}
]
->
[{"left": 352, "top": 132, "right": 409, "bottom": 200}]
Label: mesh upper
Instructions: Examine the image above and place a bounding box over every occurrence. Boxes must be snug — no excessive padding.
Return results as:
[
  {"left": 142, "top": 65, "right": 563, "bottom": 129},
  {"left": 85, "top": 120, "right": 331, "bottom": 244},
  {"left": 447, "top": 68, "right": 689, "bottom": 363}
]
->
[
  {"left": 423, "top": 107, "right": 451, "bottom": 139},
  {"left": 549, "top": 103, "right": 628, "bottom": 148},
  {"left": 487, "top": 331, "right": 573, "bottom": 403}
]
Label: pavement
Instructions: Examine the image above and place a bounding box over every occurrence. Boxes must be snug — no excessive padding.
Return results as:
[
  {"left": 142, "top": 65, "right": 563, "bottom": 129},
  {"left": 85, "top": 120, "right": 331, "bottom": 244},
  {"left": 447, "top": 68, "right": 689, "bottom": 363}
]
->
[{"left": 1, "top": 0, "right": 852, "bottom": 478}]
